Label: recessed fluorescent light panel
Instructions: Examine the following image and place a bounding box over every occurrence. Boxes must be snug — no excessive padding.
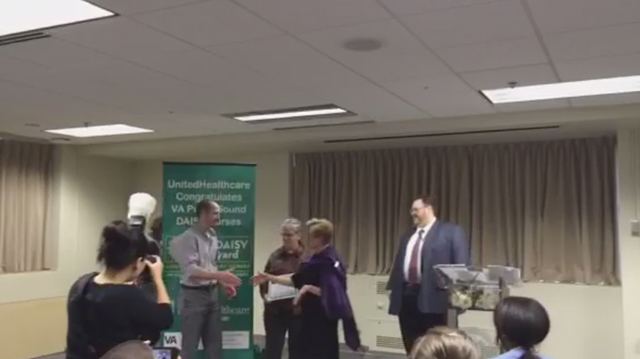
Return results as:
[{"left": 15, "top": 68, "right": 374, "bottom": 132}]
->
[
  {"left": 226, "top": 105, "right": 354, "bottom": 124},
  {"left": 0, "top": 0, "right": 115, "bottom": 37},
  {"left": 481, "top": 75, "right": 640, "bottom": 104},
  {"left": 45, "top": 124, "right": 153, "bottom": 138}
]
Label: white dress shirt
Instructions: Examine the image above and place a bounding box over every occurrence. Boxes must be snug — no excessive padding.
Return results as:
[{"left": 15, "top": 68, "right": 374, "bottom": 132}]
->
[{"left": 403, "top": 219, "right": 436, "bottom": 282}]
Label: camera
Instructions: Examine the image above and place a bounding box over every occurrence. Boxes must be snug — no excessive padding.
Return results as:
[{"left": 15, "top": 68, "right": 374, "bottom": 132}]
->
[
  {"left": 128, "top": 215, "right": 161, "bottom": 285},
  {"left": 152, "top": 347, "right": 180, "bottom": 359}
]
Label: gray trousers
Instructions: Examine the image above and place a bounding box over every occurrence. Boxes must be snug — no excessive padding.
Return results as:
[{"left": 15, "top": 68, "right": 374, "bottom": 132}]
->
[{"left": 179, "top": 286, "right": 222, "bottom": 359}]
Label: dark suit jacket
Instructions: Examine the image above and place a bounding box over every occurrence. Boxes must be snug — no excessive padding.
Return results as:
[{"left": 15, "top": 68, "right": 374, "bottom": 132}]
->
[{"left": 387, "top": 220, "right": 470, "bottom": 315}]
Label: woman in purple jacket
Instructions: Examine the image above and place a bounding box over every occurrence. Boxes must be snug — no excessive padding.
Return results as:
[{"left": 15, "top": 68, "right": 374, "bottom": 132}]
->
[{"left": 252, "top": 218, "right": 361, "bottom": 359}]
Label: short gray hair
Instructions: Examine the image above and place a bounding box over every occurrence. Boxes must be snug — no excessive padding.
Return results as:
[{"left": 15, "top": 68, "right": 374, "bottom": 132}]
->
[{"left": 281, "top": 218, "right": 302, "bottom": 233}]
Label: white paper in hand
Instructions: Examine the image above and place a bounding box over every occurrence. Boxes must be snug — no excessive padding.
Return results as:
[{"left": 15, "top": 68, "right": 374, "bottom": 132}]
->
[{"left": 266, "top": 283, "right": 298, "bottom": 302}]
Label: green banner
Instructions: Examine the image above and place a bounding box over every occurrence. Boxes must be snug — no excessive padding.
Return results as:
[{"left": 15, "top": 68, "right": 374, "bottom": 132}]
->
[{"left": 161, "top": 163, "right": 256, "bottom": 359}]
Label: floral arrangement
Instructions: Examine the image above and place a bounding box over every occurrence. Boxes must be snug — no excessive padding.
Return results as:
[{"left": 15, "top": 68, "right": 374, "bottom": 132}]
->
[{"left": 449, "top": 284, "right": 502, "bottom": 311}]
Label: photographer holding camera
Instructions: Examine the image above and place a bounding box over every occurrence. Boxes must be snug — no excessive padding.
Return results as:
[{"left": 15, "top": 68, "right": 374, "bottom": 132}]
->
[
  {"left": 126, "top": 193, "right": 162, "bottom": 295},
  {"left": 65, "top": 221, "right": 174, "bottom": 359}
]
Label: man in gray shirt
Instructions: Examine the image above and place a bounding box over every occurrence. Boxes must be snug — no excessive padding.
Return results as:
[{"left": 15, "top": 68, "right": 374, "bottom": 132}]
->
[{"left": 170, "top": 200, "right": 241, "bottom": 359}]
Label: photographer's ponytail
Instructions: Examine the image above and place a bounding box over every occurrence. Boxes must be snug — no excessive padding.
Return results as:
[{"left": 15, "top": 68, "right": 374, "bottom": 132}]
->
[
  {"left": 97, "top": 221, "right": 146, "bottom": 271},
  {"left": 519, "top": 346, "right": 539, "bottom": 359}
]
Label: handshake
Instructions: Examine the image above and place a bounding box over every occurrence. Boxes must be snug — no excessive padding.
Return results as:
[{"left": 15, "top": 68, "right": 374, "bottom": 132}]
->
[
  {"left": 140, "top": 256, "right": 242, "bottom": 299},
  {"left": 216, "top": 269, "right": 242, "bottom": 299}
]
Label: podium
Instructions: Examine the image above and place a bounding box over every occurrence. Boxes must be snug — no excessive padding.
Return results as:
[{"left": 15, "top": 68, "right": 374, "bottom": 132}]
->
[{"left": 433, "top": 265, "right": 521, "bottom": 328}]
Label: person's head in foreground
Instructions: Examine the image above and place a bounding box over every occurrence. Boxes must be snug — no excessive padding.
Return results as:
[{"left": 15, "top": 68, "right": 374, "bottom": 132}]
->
[
  {"left": 411, "top": 195, "right": 437, "bottom": 227},
  {"left": 98, "top": 220, "right": 148, "bottom": 283},
  {"left": 306, "top": 218, "right": 333, "bottom": 252},
  {"left": 493, "top": 296, "right": 551, "bottom": 359},
  {"left": 281, "top": 218, "right": 303, "bottom": 254},
  {"left": 196, "top": 199, "right": 221, "bottom": 228},
  {"left": 410, "top": 327, "right": 480, "bottom": 359},
  {"left": 100, "top": 341, "right": 155, "bottom": 359}
]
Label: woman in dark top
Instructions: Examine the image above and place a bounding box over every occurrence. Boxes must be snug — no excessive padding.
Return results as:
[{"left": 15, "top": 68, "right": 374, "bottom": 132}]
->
[
  {"left": 252, "top": 218, "right": 361, "bottom": 359},
  {"left": 66, "top": 221, "right": 173, "bottom": 359},
  {"left": 260, "top": 218, "right": 304, "bottom": 359},
  {"left": 491, "top": 297, "right": 552, "bottom": 359}
]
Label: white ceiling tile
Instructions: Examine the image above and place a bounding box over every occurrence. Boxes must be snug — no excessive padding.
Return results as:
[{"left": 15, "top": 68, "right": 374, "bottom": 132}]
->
[
  {"left": 556, "top": 53, "right": 640, "bottom": 81},
  {"left": 170, "top": 114, "right": 255, "bottom": 132},
  {"left": 527, "top": 0, "right": 640, "bottom": 34},
  {"left": 299, "top": 19, "right": 450, "bottom": 82},
  {"left": 91, "top": 0, "right": 205, "bottom": 14},
  {"left": 570, "top": 93, "right": 640, "bottom": 107},
  {"left": 233, "top": 0, "right": 391, "bottom": 33},
  {"left": 378, "top": 0, "right": 503, "bottom": 15},
  {"left": 312, "top": 84, "right": 428, "bottom": 121},
  {"left": 544, "top": 23, "right": 640, "bottom": 61},
  {"left": 210, "top": 35, "right": 370, "bottom": 89},
  {"left": 62, "top": 117, "right": 193, "bottom": 143},
  {"left": 401, "top": 1, "right": 534, "bottom": 49},
  {"left": 437, "top": 37, "right": 547, "bottom": 72},
  {"left": 51, "top": 17, "right": 193, "bottom": 62},
  {"left": 0, "top": 80, "right": 131, "bottom": 127},
  {"left": 0, "top": 57, "right": 172, "bottom": 115},
  {"left": 493, "top": 99, "right": 570, "bottom": 113},
  {"left": 138, "top": 48, "right": 314, "bottom": 107},
  {"left": 75, "top": 61, "right": 250, "bottom": 114},
  {"left": 0, "top": 121, "right": 53, "bottom": 141},
  {"left": 91, "top": 0, "right": 207, "bottom": 15},
  {"left": 460, "top": 64, "right": 557, "bottom": 90},
  {"left": 0, "top": 54, "right": 51, "bottom": 83},
  {"left": 381, "top": 75, "right": 495, "bottom": 118},
  {"left": 132, "top": 1, "right": 283, "bottom": 47},
  {"left": 0, "top": 38, "right": 120, "bottom": 69}
]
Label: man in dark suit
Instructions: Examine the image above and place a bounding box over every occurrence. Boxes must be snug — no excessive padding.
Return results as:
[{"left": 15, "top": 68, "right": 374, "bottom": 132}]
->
[{"left": 387, "top": 195, "right": 470, "bottom": 355}]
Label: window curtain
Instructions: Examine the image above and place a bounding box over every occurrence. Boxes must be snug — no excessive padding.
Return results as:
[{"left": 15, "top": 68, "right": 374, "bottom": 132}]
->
[
  {"left": 0, "top": 140, "right": 57, "bottom": 274},
  {"left": 290, "top": 137, "right": 618, "bottom": 285}
]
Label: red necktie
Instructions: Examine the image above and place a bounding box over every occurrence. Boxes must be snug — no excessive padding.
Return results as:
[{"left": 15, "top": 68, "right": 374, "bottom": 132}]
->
[{"left": 408, "top": 229, "right": 425, "bottom": 284}]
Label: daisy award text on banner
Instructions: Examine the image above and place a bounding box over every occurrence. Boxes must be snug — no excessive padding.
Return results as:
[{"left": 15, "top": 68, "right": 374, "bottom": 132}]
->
[{"left": 161, "top": 162, "right": 256, "bottom": 359}]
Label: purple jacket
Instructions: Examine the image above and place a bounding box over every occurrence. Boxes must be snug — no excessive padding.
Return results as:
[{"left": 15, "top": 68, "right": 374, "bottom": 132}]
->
[{"left": 308, "top": 245, "right": 361, "bottom": 351}]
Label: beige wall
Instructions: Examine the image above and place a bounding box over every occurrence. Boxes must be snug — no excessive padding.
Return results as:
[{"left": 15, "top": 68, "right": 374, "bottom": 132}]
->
[
  {"left": 0, "top": 147, "right": 134, "bottom": 359},
  {"left": 132, "top": 152, "right": 624, "bottom": 359},
  {"left": 616, "top": 129, "right": 640, "bottom": 359}
]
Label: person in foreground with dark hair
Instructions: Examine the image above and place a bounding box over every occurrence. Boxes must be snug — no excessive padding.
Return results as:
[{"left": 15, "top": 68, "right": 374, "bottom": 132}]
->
[
  {"left": 387, "top": 195, "right": 470, "bottom": 354},
  {"left": 410, "top": 327, "right": 480, "bottom": 359},
  {"left": 492, "top": 296, "right": 552, "bottom": 359},
  {"left": 252, "top": 218, "right": 362, "bottom": 359},
  {"left": 66, "top": 221, "right": 173, "bottom": 359}
]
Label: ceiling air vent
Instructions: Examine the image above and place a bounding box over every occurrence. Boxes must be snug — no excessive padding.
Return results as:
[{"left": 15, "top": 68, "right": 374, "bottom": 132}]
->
[
  {"left": 324, "top": 125, "right": 560, "bottom": 144},
  {"left": 274, "top": 120, "right": 374, "bottom": 131},
  {"left": 0, "top": 31, "right": 50, "bottom": 47}
]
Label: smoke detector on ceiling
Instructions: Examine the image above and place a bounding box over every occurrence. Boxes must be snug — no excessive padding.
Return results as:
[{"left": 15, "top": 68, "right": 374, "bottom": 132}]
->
[{"left": 343, "top": 38, "right": 384, "bottom": 52}]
